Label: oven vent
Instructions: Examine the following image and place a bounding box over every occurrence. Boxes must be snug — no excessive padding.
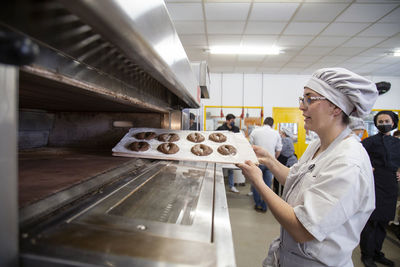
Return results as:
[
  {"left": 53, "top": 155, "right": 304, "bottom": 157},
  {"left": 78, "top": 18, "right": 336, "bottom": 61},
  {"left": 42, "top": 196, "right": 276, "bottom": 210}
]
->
[
  {"left": 191, "top": 61, "right": 210, "bottom": 99},
  {"left": 0, "top": 0, "right": 200, "bottom": 112}
]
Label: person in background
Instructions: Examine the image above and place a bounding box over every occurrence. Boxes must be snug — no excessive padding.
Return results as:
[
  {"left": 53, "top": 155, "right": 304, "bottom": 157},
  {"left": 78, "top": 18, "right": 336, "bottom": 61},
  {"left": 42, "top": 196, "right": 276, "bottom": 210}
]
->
[
  {"left": 349, "top": 116, "right": 366, "bottom": 141},
  {"left": 396, "top": 128, "right": 400, "bottom": 228},
  {"left": 274, "top": 127, "right": 297, "bottom": 196},
  {"left": 237, "top": 68, "right": 378, "bottom": 266},
  {"left": 249, "top": 117, "right": 282, "bottom": 212},
  {"left": 360, "top": 110, "right": 400, "bottom": 267},
  {"left": 189, "top": 112, "right": 200, "bottom": 130},
  {"left": 217, "top": 114, "right": 240, "bottom": 193},
  {"left": 394, "top": 130, "right": 400, "bottom": 242},
  {"left": 216, "top": 113, "right": 240, "bottom": 132}
]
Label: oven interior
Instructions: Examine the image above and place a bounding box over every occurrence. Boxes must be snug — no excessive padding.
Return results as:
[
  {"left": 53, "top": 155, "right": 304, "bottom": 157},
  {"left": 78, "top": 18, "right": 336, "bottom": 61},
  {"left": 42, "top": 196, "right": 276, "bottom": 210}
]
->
[{"left": 17, "top": 73, "right": 224, "bottom": 266}]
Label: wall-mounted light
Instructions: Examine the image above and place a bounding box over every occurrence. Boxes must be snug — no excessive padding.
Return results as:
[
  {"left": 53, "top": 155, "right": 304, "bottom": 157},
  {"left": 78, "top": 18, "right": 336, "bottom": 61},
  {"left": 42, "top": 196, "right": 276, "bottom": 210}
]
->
[{"left": 208, "top": 45, "right": 281, "bottom": 55}]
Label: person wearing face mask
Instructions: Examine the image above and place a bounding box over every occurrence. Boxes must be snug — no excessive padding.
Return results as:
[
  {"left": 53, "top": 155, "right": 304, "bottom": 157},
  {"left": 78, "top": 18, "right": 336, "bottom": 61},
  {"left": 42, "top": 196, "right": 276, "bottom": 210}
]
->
[
  {"left": 217, "top": 114, "right": 240, "bottom": 193},
  {"left": 349, "top": 116, "right": 367, "bottom": 141},
  {"left": 237, "top": 68, "right": 378, "bottom": 266},
  {"left": 360, "top": 110, "right": 400, "bottom": 267},
  {"left": 216, "top": 113, "right": 240, "bottom": 133},
  {"left": 393, "top": 130, "right": 400, "bottom": 242}
]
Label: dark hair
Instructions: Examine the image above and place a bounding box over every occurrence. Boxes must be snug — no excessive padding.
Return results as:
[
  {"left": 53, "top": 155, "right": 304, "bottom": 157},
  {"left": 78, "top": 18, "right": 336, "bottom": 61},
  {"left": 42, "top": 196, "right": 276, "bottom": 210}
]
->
[
  {"left": 264, "top": 117, "right": 274, "bottom": 126},
  {"left": 226, "top": 114, "right": 235, "bottom": 121},
  {"left": 393, "top": 130, "right": 400, "bottom": 137},
  {"left": 373, "top": 110, "right": 399, "bottom": 129},
  {"left": 190, "top": 113, "right": 195, "bottom": 120},
  {"left": 326, "top": 99, "right": 350, "bottom": 125},
  {"left": 342, "top": 112, "right": 350, "bottom": 125}
]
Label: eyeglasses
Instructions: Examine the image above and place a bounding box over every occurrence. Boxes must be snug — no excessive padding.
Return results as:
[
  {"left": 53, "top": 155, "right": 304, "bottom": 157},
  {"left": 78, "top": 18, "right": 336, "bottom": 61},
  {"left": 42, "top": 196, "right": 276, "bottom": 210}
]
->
[{"left": 299, "top": 95, "right": 327, "bottom": 107}]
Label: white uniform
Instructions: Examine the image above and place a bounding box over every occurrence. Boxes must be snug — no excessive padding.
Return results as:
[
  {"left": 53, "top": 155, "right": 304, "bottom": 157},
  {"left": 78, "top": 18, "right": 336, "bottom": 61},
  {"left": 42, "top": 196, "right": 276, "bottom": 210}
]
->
[
  {"left": 264, "top": 128, "right": 375, "bottom": 267},
  {"left": 249, "top": 125, "right": 282, "bottom": 155}
]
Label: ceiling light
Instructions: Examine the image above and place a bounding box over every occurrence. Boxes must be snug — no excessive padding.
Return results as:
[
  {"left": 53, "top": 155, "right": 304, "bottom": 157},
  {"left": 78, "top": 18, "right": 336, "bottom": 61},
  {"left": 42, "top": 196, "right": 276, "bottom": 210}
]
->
[
  {"left": 209, "top": 46, "right": 281, "bottom": 55},
  {"left": 394, "top": 50, "right": 400, "bottom": 57}
]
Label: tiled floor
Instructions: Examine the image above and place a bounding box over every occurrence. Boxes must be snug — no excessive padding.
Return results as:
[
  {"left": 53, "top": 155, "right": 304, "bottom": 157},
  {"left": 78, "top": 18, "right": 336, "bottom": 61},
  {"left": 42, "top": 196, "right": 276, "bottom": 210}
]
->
[{"left": 226, "top": 183, "right": 400, "bottom": 267}]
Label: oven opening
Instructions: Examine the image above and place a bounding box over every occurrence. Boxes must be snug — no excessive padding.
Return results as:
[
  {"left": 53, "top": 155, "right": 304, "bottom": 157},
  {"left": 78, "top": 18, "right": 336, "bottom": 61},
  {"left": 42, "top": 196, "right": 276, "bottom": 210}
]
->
[
  {"left": 17, "top": 71, "right": 166, "bottom": 211},
  {"left": 107, "top": 165, "right": 205, "bottom": 225}
]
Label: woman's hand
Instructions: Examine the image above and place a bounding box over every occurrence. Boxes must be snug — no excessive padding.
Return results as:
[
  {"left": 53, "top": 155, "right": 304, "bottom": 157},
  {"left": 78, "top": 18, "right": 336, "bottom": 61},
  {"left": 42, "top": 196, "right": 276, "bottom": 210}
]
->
[
  {"left": 251, "top": 145, "right": 290, "bottom": 186},
  {"left": 252, "top": 145, "right": 274, "bottom": 166},
  {"left": 252, "top": 145, "right": 268, "bottom": 158},
  {"left": 236, "top": 160, "right": 263, "bottom": 186}
]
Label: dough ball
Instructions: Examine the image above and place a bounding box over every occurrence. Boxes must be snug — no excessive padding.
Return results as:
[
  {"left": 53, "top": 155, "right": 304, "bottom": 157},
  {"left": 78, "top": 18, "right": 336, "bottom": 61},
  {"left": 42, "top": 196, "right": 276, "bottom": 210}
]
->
[
  {"left": 157, "top": 142, "right": 180, "bottom": 154},
  {"left": 128, "top": 141, "right": 150, "bottom": 152},
  {"left": 186, "top": 132, "right": 205, "bottom": 143},
  {"left": 158, "top": 133, "right": 180, "bottom": 142},
  {"left": 209, "top": 133, "right": 227, "bottom": 143},
  {"left": 134, "top": 132, "right": 156, "bottom": 140},
  {"left": 191, "top": 144, "right": 213, "bottom": 156},
  {"left": 217, "top": 144, "right": 237, "bottom": 156}
]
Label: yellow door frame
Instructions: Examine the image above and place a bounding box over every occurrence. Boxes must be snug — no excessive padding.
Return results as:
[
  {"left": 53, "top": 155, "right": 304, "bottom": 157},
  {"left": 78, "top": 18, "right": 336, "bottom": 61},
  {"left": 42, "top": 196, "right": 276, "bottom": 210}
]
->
[
  {"left": 203, "top": 105, "right": 264, "bottom": 130},
  {"left": 273, "top": 107, "right": 307, "bottom": 158}
]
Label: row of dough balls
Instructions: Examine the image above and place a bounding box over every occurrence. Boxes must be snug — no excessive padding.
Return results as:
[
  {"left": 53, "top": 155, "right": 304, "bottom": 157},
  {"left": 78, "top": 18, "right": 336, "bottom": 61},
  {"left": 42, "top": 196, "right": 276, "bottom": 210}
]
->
[
  {"left": 127, "top": 142, "right": 237, "bottom": 156},
  {"left": 134, "top": 131, "right": 228, "bottom": 143}
]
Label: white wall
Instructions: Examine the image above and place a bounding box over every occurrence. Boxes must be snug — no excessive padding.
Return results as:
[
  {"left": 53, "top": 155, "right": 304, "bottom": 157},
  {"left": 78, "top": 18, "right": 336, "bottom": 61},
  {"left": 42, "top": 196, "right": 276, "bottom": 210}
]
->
[
  {"left": 369, "top": 76, "right": 400, "bottom": 110},
  {"left": 201, "top": 73, "right": 400, "bottom": 117}
]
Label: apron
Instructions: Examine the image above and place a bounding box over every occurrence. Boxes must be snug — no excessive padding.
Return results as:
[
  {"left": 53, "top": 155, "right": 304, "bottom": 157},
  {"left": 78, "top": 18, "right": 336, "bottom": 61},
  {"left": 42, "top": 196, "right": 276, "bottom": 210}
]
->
[
  {"left": 263, "top": 128, "right": 353, "bottom": 267},
  {"left": 370, "top": 167, "right": 398, "bottom": 221},
  {"left": 370, "top": 134, "right": 399, "bottom": 221}
]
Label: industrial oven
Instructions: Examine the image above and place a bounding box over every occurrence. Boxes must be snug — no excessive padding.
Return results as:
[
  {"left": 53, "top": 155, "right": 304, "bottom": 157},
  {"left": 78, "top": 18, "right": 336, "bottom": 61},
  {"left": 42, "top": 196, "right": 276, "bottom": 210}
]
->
[{"left": 0, "top": 1, "right": 235, "bottom": 266}]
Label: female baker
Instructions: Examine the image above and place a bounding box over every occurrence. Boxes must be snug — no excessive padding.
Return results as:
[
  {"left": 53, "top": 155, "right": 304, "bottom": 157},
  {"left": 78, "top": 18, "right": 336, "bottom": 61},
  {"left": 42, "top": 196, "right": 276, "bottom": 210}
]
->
[{"left": 237, "top": 68, "right": 378, "bottom": 267}]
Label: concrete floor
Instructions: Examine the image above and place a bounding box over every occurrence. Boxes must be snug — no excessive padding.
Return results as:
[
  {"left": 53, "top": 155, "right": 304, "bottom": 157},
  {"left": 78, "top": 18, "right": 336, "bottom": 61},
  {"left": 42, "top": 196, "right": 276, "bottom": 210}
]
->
[{"left": 226, "top": 183, "right": 400, "bottom": 267}]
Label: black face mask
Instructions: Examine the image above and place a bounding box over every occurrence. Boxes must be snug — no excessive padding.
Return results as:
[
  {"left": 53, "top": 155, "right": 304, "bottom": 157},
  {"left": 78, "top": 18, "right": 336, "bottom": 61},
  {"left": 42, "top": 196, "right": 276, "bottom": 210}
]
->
[{"left": 377, "top": 124, "right": 392, "bottom": 133}]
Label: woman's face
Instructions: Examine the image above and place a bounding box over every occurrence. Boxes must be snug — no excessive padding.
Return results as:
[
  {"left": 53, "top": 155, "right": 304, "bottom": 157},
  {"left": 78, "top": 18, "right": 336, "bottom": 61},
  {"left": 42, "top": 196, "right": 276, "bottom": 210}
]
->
[
  {"left": 299, "top": 88, "right": 335, "bottom": 132},
  {"left": 376, "top": 114, "right": 393, "bottom": 127}
]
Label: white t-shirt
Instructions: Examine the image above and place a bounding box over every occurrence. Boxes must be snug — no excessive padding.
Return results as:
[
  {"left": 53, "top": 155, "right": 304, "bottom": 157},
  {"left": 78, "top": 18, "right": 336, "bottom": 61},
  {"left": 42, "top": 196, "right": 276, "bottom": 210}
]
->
[
  {"left": 249, "top": 125, "right": 282, "bottom": 155},
  {"left": 281, "top": 131, "right": 375, "bottom": 266}
]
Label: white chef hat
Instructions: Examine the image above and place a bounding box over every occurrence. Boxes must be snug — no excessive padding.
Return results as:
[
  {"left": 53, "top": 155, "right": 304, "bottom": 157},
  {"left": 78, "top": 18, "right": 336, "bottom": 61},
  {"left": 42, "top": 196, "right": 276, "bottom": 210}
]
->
[
  {"left": 281, "top": 127, "right": 293, "bottom": 138},
  {"left": 304, "top": 68, "right": 378, "bottom": 118},
  {"left": 349, "top": 116, "right": 365, "bottom": 130}
]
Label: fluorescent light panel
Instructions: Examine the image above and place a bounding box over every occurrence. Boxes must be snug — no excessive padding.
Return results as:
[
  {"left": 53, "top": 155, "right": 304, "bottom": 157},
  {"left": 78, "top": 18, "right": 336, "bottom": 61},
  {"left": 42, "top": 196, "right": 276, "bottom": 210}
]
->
[
  {"left": 394, "top": 50, "right": 400, "bottom": 57},
  {"left": 209, "top": 45, "right": 281, "bottom": 55}
]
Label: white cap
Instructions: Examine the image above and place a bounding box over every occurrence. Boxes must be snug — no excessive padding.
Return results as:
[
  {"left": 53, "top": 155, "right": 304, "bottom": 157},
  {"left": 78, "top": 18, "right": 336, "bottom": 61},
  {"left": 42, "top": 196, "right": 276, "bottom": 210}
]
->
[
  {"left": 304, "top": 68, "right": 378, "bottom": 118},
  {"left": 281, "top": 127, "right": 293, "bottom": 138},
  {"left": 349, "top": 116, "right": 365, "bottom": 130}
]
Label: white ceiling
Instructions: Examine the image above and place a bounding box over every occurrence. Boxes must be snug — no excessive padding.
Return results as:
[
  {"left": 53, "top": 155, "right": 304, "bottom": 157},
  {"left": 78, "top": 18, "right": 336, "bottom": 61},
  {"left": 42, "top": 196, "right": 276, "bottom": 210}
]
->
[{"left": 164, "top": 0, "right": 400, "bottom": 76}]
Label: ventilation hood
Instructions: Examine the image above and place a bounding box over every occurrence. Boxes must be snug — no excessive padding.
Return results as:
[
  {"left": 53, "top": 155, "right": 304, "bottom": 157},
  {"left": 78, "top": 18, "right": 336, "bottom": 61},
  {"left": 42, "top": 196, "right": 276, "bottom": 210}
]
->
[
  {"left": 0, "top": 0, "right": 201, "bottom": 112},
  {"left": 191, "top": 61, "right": 210, "bottom": 99}
]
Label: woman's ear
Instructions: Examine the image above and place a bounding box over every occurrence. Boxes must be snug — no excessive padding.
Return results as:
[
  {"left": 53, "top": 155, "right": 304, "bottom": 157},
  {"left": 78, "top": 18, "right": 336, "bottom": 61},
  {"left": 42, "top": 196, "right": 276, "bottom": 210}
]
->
[
  {"left": 327, "top": 102, "right": 341, "bottom": 116},
  {"left": 333, "top": 107, "right": 342, "bottom": 116},
  {"left": 329, "top": 104, "right": 342, "bottom": 118}
]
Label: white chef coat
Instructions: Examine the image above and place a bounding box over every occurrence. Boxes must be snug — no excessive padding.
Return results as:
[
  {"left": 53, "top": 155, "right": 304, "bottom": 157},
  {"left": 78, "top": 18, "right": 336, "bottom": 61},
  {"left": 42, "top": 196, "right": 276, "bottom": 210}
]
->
[
  {"left": 264, "top": 128, "right": 375, "bottom": 267},
  {"left": 249, "top": 125, "right": 282, "bottom": 155}
]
